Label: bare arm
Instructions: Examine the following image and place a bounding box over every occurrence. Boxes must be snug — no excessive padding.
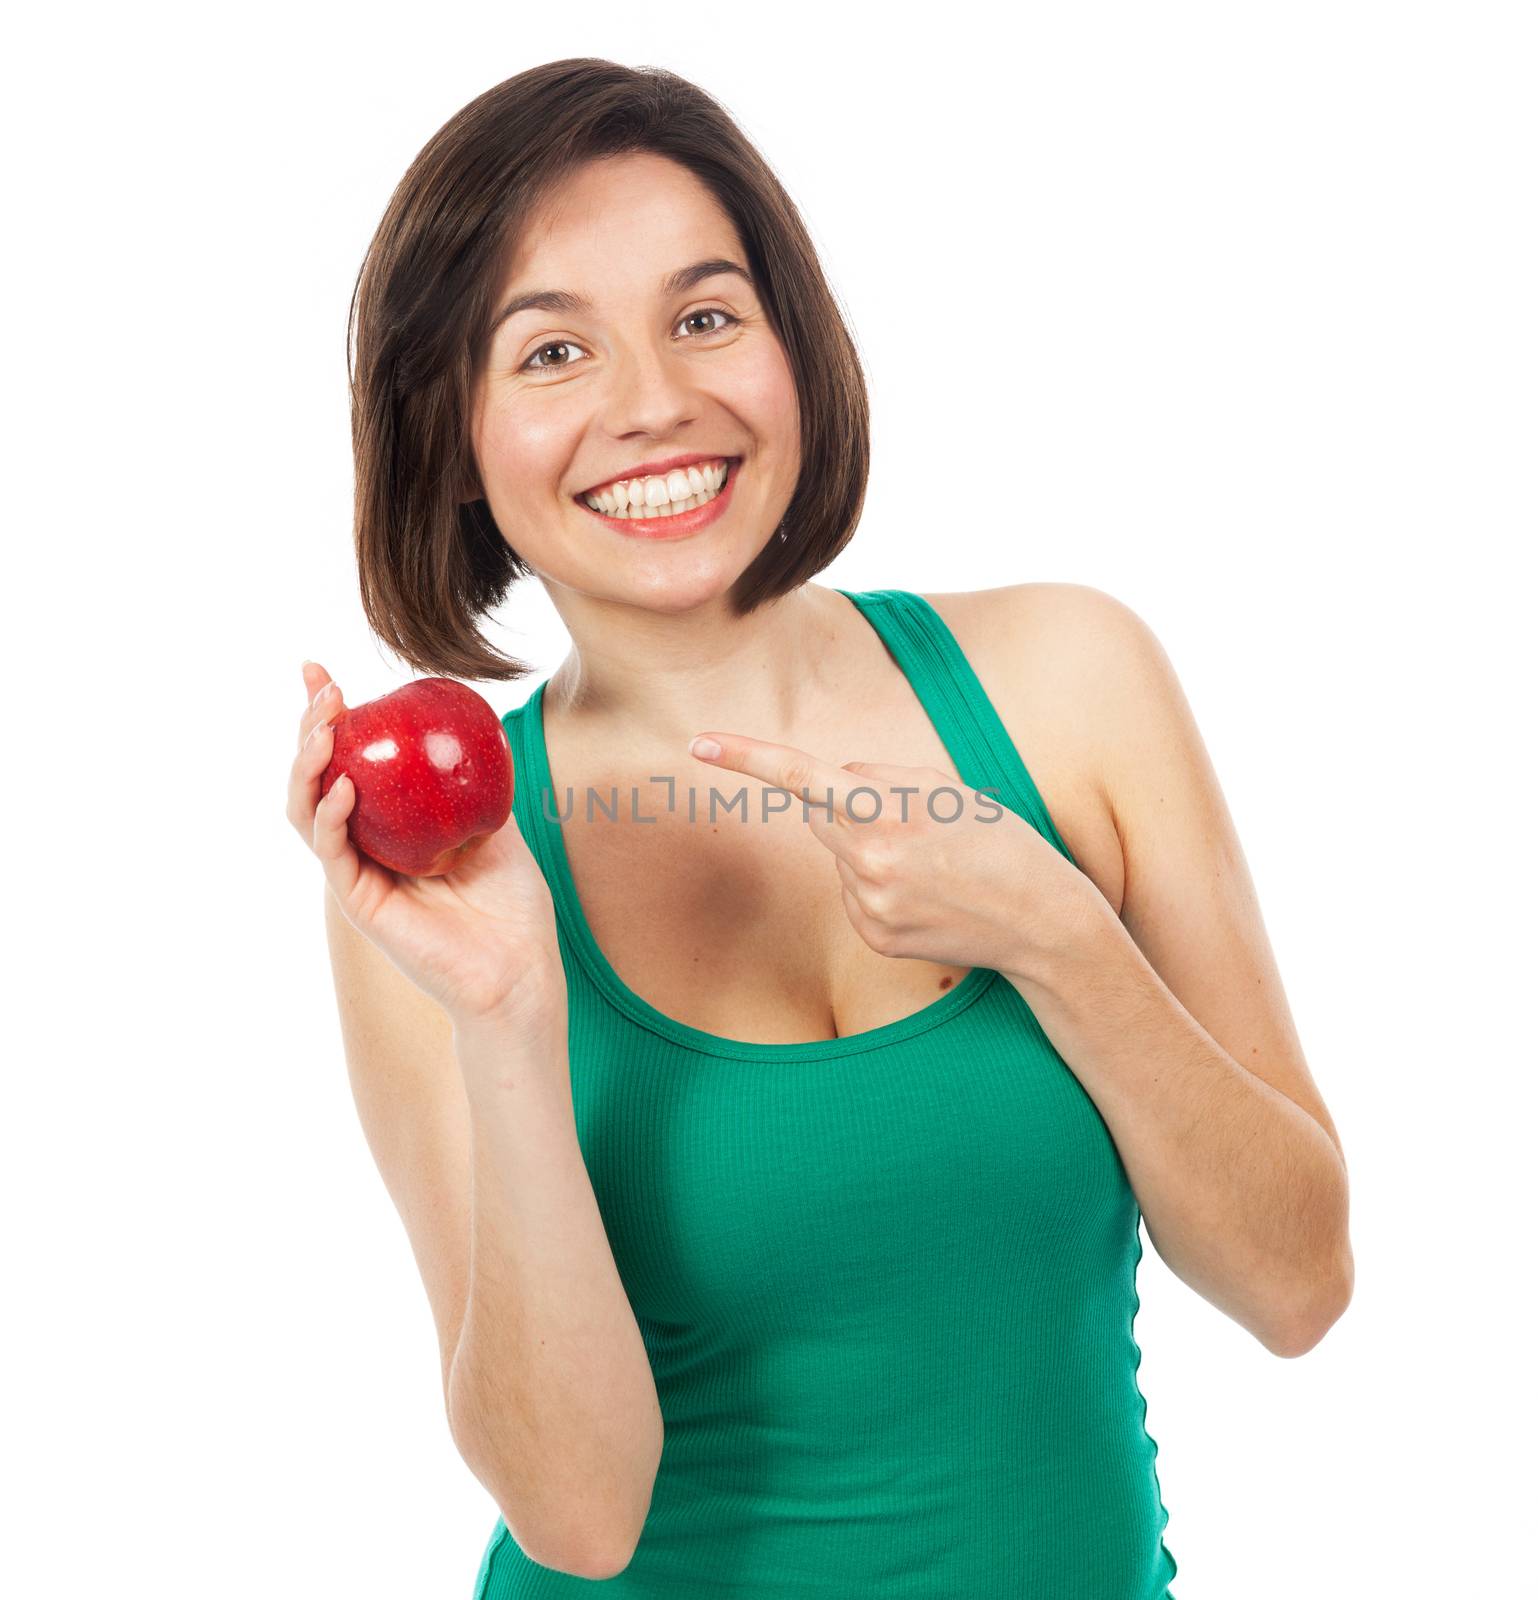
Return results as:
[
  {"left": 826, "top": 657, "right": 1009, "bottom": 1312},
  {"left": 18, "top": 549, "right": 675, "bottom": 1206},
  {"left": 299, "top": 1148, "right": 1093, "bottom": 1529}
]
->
[
  {"left": 994, "top": 586, "right": 1352, "bottom": 1356},
  {"left": 448, "top": 1003, "right": 664, "bottom": 1579},
  {"left": 324, "top": 891, "right": 662, "bottom": 1579}
]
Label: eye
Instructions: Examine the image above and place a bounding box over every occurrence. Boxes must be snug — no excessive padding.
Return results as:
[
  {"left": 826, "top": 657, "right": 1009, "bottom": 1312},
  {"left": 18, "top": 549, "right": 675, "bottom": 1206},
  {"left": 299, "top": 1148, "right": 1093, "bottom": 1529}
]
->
[
  {"left": 517, "top": 308, "right": 740, "bottom": 376},
  {"left": 676, "top": 307, "right": 740, "bottom": 339},
  {"left": 520, "top": 339, "right": 588, "bottom": 374}
]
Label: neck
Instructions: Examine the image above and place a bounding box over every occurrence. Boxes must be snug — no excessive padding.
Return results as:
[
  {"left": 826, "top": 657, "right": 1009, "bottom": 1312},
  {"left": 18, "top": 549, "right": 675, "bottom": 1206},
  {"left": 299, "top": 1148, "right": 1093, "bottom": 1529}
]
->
[{"left": 542, "top": 580, "right": 850, "bottom": 754}]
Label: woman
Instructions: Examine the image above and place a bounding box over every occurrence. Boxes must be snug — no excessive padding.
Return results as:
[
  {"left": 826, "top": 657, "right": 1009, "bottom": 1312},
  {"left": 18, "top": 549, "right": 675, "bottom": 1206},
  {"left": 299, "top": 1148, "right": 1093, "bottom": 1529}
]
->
[{"left": 287, "top": 59, "right": 1352, "bottom": 1598}]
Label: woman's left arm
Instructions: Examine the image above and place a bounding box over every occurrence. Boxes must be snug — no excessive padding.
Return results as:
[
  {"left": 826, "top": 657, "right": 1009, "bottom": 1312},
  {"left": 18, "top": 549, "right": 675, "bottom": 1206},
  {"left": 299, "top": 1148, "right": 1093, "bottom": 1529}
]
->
[
  {"left": 1000, "top": 587, "right": 1353, "bottom": 1360},
  {"left": 686, "top": 586, "right": 1353, "bottom": 1359}
]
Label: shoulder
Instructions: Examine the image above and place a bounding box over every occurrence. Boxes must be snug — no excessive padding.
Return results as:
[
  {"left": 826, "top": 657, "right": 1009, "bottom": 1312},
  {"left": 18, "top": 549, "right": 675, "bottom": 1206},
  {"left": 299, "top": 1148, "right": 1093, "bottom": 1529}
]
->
[
  {"left": 921, "top": 580, "right": 1179, "bottom": 762},
  {"left": 920, "top": 580, "right": 1152, "bottom": 673},
  {"left": 916, "top": 582, "right": 1159, "bottom": 915}
]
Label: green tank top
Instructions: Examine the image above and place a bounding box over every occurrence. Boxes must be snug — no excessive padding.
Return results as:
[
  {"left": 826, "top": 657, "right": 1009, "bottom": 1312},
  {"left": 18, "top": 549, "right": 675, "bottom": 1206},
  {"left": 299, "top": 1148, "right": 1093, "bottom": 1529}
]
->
[{"left": 475, "top": 587, "right": 1179, "bottom": 1598}]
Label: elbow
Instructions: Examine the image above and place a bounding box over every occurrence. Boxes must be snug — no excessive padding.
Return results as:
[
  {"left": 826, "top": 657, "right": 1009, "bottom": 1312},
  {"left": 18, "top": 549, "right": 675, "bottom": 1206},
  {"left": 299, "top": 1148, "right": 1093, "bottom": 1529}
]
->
[
  {"left": 588, "top": 1448, "right": 663, "bottom": 1577},
  {"left": 1265, "top": 1251, "right": 1355, "bottom": 1359},
  {"left": 450, "top": 1371, "right": 663, "bottom": 1579},
  {"left": 519, "top": 1505, "right": 649, "bottom": 1581},
  {"left": 571, "top": 1414, "right": 663, "bottom": 1577},
  {"left": 500, "top": 1436, "right": 662, "bottom": 1580},
  {"left": 569, "top": 1530, "right": 643, "bottom": 1582},
  {"left": 552, "top": 1498, "right": 654, "bottom": 1581}
]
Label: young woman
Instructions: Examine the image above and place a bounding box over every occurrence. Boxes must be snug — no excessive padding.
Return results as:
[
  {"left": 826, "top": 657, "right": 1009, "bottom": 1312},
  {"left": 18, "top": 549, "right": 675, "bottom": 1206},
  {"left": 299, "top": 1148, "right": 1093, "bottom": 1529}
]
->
[{"left": 287, "top": 59, "right": 1352, "bottom": 1599}]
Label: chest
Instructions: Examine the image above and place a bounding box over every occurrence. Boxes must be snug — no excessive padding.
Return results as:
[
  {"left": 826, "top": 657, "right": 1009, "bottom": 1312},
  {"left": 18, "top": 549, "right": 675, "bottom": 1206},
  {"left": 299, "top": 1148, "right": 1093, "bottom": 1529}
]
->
[
  {"left": 582, "top": 994, "right": 1135, "bottom": 1331},
  {"left": 544, "top": 601, "right": 1125, "bottom": 1048}
]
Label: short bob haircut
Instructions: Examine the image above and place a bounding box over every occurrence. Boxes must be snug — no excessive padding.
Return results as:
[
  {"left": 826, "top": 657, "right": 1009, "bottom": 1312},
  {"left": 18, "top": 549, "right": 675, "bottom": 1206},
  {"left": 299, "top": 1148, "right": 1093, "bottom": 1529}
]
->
[{"left": 347, "top": 58, "right": 871, "bottom": 683}]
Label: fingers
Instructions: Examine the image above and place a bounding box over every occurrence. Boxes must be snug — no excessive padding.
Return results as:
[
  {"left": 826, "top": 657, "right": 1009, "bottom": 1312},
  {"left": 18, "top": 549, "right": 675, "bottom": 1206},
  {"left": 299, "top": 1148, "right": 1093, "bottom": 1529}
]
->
[
  {"left": 297, "top": 667, "right": 342, "bottom": 753},
  {"left": 288, "top": 670, "right": 345, "bottom": 827},
  {"left": 311, "top": 767, "right": 364, "bottom": 905},
  {"left": 689, "top": 733, "right": 867, "bottom": 826},
  {"left": 301, "top": 658, "right": 329, "bottom": 696},
  {"left": 287, "top": 661, "right": 359, "bottom": 890}
]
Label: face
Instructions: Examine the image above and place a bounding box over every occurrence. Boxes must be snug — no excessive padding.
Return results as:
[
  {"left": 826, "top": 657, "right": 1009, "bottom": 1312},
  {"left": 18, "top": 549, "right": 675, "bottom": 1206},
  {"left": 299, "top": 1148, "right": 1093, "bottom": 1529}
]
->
[{"left": 469, "top": 152, "right": 802, "bottom": 614}]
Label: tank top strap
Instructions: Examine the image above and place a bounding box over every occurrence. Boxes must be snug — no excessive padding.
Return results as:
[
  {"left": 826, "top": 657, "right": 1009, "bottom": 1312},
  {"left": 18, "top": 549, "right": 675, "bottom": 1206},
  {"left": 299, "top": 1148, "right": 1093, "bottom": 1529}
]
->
[{"left": 835, "top": 587, "right": 1078, "bottom": 866}]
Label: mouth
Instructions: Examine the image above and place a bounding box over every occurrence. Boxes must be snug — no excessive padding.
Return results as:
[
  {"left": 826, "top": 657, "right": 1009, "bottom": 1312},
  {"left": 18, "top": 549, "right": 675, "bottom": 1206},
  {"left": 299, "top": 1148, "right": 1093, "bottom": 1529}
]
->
[
  {"left": 573, "top": 456, "right": 740, "bottom": 538},
  {"left": 575, "top": 456, "right": 735, "bottom": 515}
]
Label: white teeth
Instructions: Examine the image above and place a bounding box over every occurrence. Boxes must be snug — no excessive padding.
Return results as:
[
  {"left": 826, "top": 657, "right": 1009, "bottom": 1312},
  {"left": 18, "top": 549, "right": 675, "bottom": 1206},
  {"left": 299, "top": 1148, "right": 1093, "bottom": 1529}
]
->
[{"left": 582, "top": 459, "right": 730, "bottom": 518}]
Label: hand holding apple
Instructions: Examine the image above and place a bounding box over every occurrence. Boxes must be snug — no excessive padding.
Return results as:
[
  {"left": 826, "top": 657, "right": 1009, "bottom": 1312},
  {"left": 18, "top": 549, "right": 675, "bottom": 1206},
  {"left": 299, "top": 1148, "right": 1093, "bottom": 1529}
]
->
[{"left": 287, "top": 665, "right": 565, "bottom": 1030}]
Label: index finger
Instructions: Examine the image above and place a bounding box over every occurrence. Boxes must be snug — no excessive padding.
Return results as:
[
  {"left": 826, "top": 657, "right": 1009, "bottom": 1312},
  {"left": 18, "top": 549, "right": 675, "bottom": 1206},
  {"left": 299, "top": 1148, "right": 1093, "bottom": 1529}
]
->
[{"left": 688, "top": 733, "right": 872, "bottom": 822}]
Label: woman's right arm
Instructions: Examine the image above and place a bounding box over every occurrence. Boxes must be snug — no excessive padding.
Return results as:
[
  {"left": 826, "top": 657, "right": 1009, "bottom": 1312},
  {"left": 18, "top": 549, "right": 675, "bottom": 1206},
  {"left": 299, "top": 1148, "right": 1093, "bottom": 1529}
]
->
[
  {"left": 297, "top": 665, "right": 661, "bottom": 1580},
  {"left": 448, "top": 999, "right": 663, "bottom": 1581}
]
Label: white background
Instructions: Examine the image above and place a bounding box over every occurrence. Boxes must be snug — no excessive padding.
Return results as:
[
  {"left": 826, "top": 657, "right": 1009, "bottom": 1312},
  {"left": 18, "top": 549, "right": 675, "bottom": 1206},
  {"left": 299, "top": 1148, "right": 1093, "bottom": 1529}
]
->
[{"left": 6, "top": 2, "right": 1534, "bottom": 1595}]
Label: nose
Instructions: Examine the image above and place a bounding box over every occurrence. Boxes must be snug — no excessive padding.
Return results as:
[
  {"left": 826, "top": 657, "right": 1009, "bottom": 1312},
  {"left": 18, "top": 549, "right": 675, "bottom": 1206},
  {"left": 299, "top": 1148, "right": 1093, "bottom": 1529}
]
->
[{"left": 599, "top": 340, "right": 700, "bottom": 442}]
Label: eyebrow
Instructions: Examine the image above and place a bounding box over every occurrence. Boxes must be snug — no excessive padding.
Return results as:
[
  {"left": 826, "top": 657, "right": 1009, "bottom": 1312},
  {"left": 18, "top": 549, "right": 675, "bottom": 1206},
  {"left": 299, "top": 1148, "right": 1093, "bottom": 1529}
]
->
[{"left": 488, "top": 257, "right": 755, "bottom": 339}]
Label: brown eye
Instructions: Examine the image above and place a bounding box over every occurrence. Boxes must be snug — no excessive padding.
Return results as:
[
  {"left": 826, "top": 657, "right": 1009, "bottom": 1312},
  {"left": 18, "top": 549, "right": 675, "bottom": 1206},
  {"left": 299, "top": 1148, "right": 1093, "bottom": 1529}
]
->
[
  {"left": 677, "top": 308, "right": 738, "bottom": 338},
  {"left": 521, "top": 339, "right": 589, "bottom": 373}
]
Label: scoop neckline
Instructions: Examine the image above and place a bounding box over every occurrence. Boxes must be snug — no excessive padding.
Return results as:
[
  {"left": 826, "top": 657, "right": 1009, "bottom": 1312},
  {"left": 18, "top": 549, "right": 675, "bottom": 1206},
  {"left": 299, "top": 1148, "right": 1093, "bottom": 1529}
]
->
[{"left": 510, "top": 591, "right": 1001, "bottom": 1062}]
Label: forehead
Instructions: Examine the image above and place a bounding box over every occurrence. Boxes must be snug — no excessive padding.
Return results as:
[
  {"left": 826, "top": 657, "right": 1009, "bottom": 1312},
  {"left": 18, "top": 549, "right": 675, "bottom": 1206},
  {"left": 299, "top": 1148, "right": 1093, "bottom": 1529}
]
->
[{"left": 498, "top": 153, "right": 742, "bottom": 295}]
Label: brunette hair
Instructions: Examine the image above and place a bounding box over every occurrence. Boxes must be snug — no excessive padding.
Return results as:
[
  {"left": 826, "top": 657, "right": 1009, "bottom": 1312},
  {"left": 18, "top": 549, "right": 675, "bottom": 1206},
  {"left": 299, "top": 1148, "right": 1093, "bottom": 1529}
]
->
[{"left": 347, "top": 59, "right": 871, "bottom": 682}]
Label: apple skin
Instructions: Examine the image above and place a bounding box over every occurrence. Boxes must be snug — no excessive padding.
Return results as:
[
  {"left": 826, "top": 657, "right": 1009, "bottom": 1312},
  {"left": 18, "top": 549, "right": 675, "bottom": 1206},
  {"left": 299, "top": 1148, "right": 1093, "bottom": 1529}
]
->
[{"left": 319, "top": 678, "right": 514, "bottom": 877}]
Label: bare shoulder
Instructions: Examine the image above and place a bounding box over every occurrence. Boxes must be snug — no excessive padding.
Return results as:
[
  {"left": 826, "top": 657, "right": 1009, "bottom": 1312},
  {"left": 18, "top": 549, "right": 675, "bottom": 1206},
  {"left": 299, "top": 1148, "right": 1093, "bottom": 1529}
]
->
[
  {"left": 915, "top": 582, "right": 1136, "bottom": 917},
  {"left": 920, "top": 581, "right": 1140, "bottom": 673},
  {"left": 920, "top": 581, "right": 1155, "bottom": 764}
]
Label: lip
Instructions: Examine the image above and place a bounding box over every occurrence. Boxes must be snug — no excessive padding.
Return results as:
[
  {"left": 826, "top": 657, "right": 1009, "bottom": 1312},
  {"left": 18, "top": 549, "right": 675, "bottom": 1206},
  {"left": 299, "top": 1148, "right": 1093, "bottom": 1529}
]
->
[
  {"left": 575, "top": 452, "right": 738, "bottom": 498},
  {"left": 576, "top": 457, "right": 740, "bottom": 542}
]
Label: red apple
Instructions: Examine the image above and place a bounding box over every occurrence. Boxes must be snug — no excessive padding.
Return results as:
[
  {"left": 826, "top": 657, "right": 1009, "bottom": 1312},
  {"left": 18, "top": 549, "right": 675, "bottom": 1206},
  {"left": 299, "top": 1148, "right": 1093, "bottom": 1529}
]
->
[{"left": 319, "top": 678, "right": 514, "bottom": 877}]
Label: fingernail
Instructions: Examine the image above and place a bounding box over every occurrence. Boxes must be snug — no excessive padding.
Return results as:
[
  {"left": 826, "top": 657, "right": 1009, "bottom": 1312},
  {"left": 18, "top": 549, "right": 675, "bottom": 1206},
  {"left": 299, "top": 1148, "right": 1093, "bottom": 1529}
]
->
[
  {"left": 310, "top": 681, "right": 335, "bottom": 711},
  {"left": 690, "top": 737, "right": 721, "bottom": 761}
]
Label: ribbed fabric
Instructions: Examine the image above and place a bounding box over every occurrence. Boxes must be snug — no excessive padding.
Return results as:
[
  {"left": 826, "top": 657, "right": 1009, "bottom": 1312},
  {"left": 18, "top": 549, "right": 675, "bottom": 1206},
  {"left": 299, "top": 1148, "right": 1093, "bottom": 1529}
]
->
[{"left": 472, "top": 588, "right": 1178, "bottom": 1598}]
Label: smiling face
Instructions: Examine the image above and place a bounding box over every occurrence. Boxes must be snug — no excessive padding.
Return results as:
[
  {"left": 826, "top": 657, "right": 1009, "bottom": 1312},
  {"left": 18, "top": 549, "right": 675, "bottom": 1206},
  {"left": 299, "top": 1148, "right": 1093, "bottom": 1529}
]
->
[{"left": 468, "top": 151, "right": 802, "bottom": 613}]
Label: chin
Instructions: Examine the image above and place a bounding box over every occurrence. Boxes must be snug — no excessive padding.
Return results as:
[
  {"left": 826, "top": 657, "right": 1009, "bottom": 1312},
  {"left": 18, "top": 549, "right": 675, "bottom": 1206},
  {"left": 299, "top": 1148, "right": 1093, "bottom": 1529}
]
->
[{"left": 615, "top": 552, "right": 764, "bottom": 614}]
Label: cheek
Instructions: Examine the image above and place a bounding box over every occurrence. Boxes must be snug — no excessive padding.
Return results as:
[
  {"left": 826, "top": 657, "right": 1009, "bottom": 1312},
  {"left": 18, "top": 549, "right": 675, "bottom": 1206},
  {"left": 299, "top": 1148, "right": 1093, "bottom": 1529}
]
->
[
  {"left": 722, "top": 343, "right": 801, "bottom": 444},
  {"left": 477, "top": 401, "right": 573, "bottom": 493}
]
